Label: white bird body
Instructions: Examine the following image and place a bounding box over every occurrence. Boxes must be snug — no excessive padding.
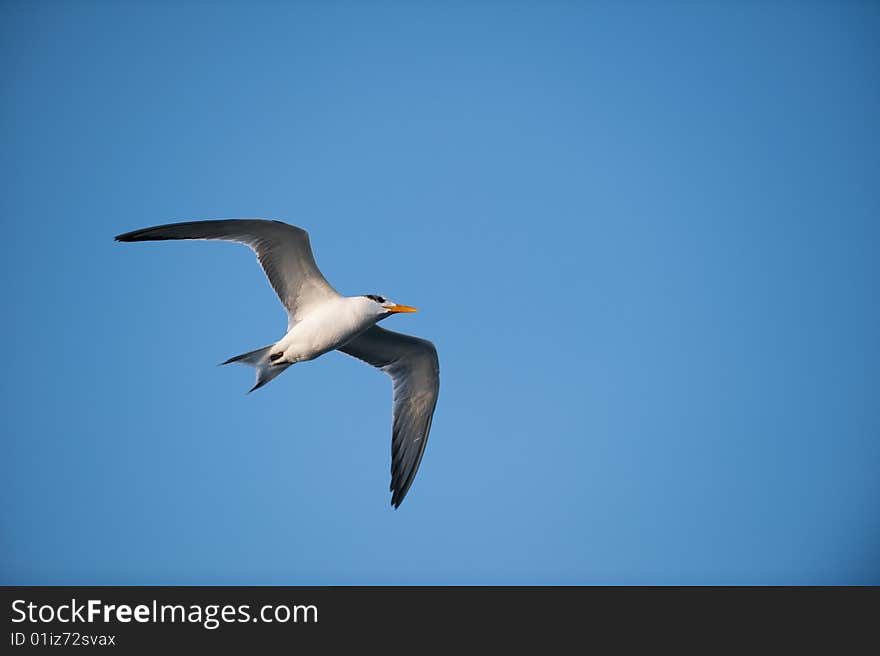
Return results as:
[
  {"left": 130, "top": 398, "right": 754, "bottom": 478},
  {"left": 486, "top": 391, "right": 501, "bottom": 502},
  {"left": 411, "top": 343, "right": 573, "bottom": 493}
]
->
[
  {"left": 115, "top": 218, "right": 438, "bottom": 508},
  {"left": 274, "top": 296, "right": 379, "bottom": 363}
]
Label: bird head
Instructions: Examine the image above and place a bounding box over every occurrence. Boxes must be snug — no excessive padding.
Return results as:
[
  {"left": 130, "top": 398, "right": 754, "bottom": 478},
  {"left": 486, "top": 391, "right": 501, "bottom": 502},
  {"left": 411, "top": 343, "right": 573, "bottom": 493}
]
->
[{"left": 362, "top": 294, "right": 418, "bottom": 317}]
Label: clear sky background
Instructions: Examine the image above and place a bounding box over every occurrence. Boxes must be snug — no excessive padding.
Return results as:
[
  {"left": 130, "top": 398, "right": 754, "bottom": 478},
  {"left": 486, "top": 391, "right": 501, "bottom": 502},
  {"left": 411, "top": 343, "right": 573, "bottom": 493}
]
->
[{"left": 2, "top": 1, "right": 878, "bottom": 584}]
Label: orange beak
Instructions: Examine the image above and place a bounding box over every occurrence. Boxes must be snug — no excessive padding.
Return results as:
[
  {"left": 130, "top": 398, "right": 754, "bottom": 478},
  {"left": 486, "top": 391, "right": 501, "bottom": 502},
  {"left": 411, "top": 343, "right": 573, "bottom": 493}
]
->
[{"left": 385, "top": 304, "right": 418, "bottom": 314}]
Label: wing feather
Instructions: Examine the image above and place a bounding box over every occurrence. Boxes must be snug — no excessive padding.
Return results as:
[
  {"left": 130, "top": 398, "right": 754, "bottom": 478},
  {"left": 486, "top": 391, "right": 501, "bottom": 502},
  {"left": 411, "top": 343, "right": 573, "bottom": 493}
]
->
[
  {"left": 338, "top": 326, "right": 440, "bottom": 508},
  {"left": 115, "top": 219, "right": 339, "bottom": 323}
]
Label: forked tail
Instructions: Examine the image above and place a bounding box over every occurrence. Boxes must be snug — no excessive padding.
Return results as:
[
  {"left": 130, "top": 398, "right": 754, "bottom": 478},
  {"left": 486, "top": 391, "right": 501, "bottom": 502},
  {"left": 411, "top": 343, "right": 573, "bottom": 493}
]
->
[{"left": 221, "top": 344, "right": 290, "bottom": 393}]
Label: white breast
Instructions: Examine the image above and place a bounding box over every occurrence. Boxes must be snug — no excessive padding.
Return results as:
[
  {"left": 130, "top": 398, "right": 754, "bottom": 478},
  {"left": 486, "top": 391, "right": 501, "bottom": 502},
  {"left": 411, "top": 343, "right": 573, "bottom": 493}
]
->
[{"left": 277, "top": 296, "right": 376, "bottom": 362}]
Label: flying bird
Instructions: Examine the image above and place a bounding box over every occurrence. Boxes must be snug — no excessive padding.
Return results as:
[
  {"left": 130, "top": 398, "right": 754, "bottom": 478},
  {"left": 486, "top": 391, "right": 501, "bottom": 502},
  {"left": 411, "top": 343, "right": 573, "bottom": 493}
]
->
[{"left": 115, "top": 219, "right": 439, "bottom": 508}]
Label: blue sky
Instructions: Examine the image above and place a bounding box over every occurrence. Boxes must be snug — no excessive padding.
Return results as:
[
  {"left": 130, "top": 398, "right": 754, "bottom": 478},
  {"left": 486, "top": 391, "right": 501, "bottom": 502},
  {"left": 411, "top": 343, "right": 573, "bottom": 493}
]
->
[{"left": 2, "top": 1, "right": 878, "bottom": 584}]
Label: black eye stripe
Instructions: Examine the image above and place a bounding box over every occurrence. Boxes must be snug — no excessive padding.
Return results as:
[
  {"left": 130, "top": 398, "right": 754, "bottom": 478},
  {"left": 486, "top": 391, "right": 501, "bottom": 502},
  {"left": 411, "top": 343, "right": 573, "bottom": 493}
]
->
[{"left": 364, "top": 294, "right": 386, "bottom": 303}]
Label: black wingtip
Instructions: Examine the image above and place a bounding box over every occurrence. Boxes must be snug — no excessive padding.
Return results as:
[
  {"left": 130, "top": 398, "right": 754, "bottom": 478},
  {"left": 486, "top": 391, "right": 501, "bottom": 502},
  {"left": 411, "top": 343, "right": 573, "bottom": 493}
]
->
[
  {"left": 114, "top": 226, "right": 178, "bottom": 242},
  {"left": 114, "top": 230, "right": 141, "bottom": 242},
  {"left": 115, "top": 228, "right": 156, "bottom": 242}
]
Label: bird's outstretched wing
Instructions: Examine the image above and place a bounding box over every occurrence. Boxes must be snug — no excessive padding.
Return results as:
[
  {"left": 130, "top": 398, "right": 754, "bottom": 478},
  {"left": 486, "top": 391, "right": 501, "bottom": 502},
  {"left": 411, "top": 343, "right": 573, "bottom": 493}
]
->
[
  {"left": 338, "top": 326, "right": 440, "bottom": 508},
  {"left": 115, "top": 219, "right": 339, "bottom": 324}
]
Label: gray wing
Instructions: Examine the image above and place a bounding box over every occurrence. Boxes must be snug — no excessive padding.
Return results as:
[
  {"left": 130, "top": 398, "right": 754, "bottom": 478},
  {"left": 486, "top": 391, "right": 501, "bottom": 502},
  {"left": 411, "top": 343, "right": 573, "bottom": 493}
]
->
[
  {"left": 338, "top": 326, "right": 440, "bottom": 508},
  {"left": 115, "top": 219, "right": 339, "bottom": 323}
]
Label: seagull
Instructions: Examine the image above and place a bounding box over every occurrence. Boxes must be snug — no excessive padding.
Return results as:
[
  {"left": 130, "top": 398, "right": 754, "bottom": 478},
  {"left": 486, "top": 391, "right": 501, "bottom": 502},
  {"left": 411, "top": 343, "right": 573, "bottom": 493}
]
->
[{"left": 115, "top": 219, "right": 439, "bottom": 508}]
